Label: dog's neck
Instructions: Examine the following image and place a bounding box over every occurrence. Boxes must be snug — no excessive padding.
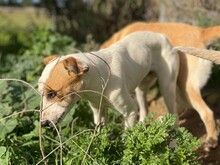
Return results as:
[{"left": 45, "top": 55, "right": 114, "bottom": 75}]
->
[{"left": 78, "top": 51, "right": 112, "bottom": 96}]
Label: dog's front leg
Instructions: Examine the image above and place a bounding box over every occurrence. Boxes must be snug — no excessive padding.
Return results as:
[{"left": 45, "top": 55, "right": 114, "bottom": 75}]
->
[
  {"left": 124, "top": 109, "right": 138, "bottom": 129},
  {"left": 135, "top": 86, "right": 148, "bottom": 122},
  {"left": 135, "top": 74, "right": 157, "bottom": 122},
  {"left": 110, "top": 90, "right": 138, "bottom": 128},
  {"left": 89, "top": 102, "right": 107, "bottom": 126}
]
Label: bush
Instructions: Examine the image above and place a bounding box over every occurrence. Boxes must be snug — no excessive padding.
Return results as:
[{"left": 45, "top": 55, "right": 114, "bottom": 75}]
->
[
  {"left": 121, "top": 115, "right": 200, "bottom": 165},
  {"left": 49, "top": 114, "right": 201, "bottom": 165}
]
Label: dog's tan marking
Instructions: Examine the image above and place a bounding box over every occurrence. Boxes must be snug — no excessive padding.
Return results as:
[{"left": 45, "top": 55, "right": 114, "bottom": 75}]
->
[
  {"left": 63, "top": 57, "right": 89, "bottom": 75},
  {"left": 44, "top": 57, "right": 87, "bottom": 106},
  {"left": 43, "top": 54, "right": 58, "bottom": 64}
]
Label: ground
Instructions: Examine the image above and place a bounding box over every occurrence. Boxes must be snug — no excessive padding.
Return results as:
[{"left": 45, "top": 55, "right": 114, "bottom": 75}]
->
[{"left": 147, "top": 86, "right": 220, "bottom": 165}]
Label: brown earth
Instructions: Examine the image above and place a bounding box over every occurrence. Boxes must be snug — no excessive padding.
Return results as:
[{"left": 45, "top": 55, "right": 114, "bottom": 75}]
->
[{"left": 147, "top": 87, "right": 220, "bottom": 165}]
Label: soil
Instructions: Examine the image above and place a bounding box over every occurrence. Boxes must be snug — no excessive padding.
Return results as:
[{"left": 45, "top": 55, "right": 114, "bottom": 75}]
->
[{"left": 147, "top": 87, "right": 220, "bottom": 165}]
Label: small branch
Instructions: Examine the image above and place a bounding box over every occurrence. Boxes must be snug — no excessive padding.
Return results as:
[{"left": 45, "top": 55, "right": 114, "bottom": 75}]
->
[
  {"left": 81, "top": 52, "right": 111, "bottom": 164},
  {"left": 36, "top": 129, "right": 93, "bottom": 165},
  {"left": 39, "top": 94, "right": 47, "bottom": 165},
  {"left": 0, "top": 110, "right": 39, "bottom": 121},
  {"left": 48, "top": 120, "right": 63, "bottom": 165},
  {"left": 0, "top": 78, "right": 40, "bottom": 95}
]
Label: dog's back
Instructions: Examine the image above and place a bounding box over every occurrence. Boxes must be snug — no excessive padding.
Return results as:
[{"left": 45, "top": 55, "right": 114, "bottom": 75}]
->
[
  {"left": 101, "top": 32, "right": 177, "bottom": 86},
  {"left": 101, "top": 22, "right": 204, "bottom": 49}
]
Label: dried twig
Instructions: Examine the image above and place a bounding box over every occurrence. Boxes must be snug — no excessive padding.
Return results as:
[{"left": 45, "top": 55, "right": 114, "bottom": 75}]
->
[
  {"left": 0, "top": 78, "right": 40, "bottom": 95},
  {"left": 39, "top": 94, "right": 47, "bottom": 165},
  {"left": 0, "top": 110, "right": 39, "bottom": 121},
  {"left": 48, "top": 120, "right": 63, "bottom": 165},
  {"left": 81, "top": 52, "right": 111, "bottom": 164},
  {"left": 36, "top": 129, "right": 93, "bottom": 165}
]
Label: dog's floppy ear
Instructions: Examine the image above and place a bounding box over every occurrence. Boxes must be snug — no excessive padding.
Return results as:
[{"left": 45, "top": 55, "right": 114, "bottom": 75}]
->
[
  {"left": 63, "top": 57, "right": 89, "bottom": 75},
  {"left": 43, "top": 55, "right": 58, "bottom": 64}
]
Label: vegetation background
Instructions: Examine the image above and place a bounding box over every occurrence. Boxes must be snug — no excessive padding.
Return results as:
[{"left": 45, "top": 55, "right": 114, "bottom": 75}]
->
[{"left": 0, "top": 0, "right": 220, "bottom": 164}]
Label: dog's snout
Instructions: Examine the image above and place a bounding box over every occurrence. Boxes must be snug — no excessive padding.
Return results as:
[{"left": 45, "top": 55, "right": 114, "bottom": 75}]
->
[{"left": 41, "top": 120, "right": 50, "bottom": 127}]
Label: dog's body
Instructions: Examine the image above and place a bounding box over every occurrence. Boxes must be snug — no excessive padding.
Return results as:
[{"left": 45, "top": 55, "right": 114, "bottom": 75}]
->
[
  {"left": 38, "top": 32, "right": 179, "bottom": 128},
  {"left": 101, "top": 22, "right": 220, "bottom": 148}
]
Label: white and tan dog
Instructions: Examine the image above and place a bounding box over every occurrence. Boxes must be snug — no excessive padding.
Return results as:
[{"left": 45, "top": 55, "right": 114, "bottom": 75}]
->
[
  {"left": 38, "top": 32, "right": 219, "bottom": 137},
  {"left": 38, "top": 32, "right": 179, "bottom": 128}
]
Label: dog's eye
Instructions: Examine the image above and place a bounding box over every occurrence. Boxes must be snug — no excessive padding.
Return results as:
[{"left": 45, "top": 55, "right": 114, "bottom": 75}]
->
[{"left": 47, "top": 90, "right": 57, "bottom": 99}]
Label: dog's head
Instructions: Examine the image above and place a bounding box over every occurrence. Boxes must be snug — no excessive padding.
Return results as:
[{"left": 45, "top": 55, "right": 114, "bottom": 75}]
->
[{"left": 38, "top": 55, "right": 89, "bottom": 126}]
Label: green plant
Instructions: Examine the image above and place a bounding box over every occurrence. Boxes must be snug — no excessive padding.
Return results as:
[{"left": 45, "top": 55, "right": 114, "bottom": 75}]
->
[
  {"left": 122, "top": 115, "right": 200, "bottom": 165},
  {"left": 60, "top": 114, "right": 201, "bottom": 165}
]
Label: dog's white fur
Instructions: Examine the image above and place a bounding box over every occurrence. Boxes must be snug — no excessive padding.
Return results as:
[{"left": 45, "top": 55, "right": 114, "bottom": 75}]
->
[{"left": 38, "top": 32, "right": 179, "bottom": 128}]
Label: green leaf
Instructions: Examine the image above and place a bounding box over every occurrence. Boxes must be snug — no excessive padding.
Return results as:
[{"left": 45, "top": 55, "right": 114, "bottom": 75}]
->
[
  {"left": 0, "top": 103, "right": 12, "bottom": 118},
  {"left": 0, "top": 146, "right": 6, "bottom": 157},
  {"left": 27, "top": 94, "right": 40, "bottom": 110},
  {"left": 22, "top": 120, "right": 41, "bottom": 140},
  {"left": 0, "top": 119, "right": 18, "bottom": 138},
  {"left": 0, "top": 146, "right": 9, "bottom": 165},
  {"left": 0, "top": 81, "right": 8, "bottom": 93}
]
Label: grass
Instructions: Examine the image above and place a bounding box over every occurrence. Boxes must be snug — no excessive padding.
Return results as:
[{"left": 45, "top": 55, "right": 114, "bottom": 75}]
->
[
  {"left": 0, "top": 6, "right": 52, "bottom": 30},
  {"left": 0, "top": 6, "right": 53, "bottom": 56}
]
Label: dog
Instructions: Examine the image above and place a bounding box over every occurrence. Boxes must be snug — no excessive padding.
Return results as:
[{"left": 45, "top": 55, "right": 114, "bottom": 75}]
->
[
  {"left": 38, "top": 32, "right": 180, "bottom": 129},
  {"left": 38, "top": 32, "right": 220, "bottom": 147},
  {"left": 100, "top": 22, "right": 220, "bottom": 149},
  {"left": 101, "top": 22, "right": 220, "bottom": 49}
]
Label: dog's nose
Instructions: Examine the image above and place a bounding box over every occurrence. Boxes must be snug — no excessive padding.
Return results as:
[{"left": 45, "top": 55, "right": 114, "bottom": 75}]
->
[{"left": 41, "top": 120, "right": 50, "bottom": 127}]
